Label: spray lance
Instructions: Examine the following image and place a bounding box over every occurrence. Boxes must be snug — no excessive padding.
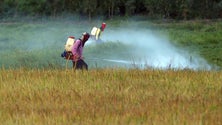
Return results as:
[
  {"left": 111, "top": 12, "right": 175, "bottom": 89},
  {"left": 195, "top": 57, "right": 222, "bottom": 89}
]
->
[{"left": 87, "top": 58, "right": 132, "bottom": 64}]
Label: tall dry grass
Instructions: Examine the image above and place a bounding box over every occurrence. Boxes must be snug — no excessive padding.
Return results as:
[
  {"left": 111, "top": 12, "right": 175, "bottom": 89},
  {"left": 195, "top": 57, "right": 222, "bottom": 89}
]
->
[{"left": 0, "top": 68, "right": 221, "bottom": 125}]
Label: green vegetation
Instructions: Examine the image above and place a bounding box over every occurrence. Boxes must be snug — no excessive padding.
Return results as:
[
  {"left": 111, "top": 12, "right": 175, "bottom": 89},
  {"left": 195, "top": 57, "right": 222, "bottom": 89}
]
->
[
  {"left": 161, "top": 20, "right": 222, "bottom": 68},
  {"left": 0, "top": 0, "right": 222, "bottom": 20},
  {"left": 0, "top": 19, "right": 221, "bottom": 124},
  {"left": 0, "top": 20, "right": 221, "bottom": 69},
  {"left": 1, "top": 1, "right": 221, "bottom": 124}
]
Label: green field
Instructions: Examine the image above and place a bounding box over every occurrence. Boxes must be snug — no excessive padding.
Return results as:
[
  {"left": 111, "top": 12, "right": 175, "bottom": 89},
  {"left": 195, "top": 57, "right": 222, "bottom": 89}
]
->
[
  {"left": 155, "top": 20, "right": 222, "bottom": 69},
  {"left": 0, "top": 19, "right": 222, "bottom": 124},
  {"left": 0, "top": 19, "right": 222, "bottom": 70}
]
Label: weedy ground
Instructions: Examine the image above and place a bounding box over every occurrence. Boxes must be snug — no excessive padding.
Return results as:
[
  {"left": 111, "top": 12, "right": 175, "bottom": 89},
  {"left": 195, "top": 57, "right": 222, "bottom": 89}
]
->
[
  {"left": 0, "top": 68, "right": 221, "bottom": 125},
  {"left": 0, "top": 19, "right": 222, "bottom": 124}
]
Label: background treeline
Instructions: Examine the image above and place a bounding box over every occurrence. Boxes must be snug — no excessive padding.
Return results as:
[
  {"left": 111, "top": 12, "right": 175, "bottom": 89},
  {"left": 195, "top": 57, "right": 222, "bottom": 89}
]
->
[{"left": 0, "top": 0, "right": 222, "bottom": 20}]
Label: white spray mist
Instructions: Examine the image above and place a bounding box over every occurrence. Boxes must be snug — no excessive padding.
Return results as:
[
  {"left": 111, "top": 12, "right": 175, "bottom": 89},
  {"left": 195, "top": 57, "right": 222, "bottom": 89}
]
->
[
  {"left": 14, "top": 20, "right": 211, "bottom": 70},
  {"left": 98, "top": 27, "right": 212, "bottom": 70}
]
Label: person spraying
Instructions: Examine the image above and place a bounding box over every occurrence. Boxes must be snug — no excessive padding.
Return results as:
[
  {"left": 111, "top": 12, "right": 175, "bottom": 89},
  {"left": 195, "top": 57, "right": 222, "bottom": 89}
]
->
[
  {"left": 61, "top": 32, "right": 90, "bottom": 70},
  {"left": 71, "top": 32, "right": 90, "bottom": 70}
]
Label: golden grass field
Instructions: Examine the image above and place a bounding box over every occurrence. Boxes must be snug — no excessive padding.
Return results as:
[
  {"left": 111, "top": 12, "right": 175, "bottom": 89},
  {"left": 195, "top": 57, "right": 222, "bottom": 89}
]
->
[{"left": 0, "top": 68, "right": 221, "bottom": 125}]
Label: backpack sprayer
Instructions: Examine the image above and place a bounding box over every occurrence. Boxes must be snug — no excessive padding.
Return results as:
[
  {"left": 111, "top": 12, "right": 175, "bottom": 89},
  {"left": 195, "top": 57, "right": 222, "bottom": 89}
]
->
[
  {"left": 61, "top": 36, "right": 75, "bottom": 60},
  {"left": 61, "top": 36, "right": 75, "bottom": 69},
  {"left": 91, "top": 22, "right": 106, "bottom": 41}
]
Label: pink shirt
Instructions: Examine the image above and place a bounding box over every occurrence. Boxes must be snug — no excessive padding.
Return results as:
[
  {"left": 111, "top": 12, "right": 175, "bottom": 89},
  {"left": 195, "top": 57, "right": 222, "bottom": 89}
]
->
[{"left": 71, "top": 39, "right": 83, "bottom": 60}]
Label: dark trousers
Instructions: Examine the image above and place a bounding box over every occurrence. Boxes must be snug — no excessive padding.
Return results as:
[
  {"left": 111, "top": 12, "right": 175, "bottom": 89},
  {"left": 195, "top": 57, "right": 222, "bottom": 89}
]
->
[{"left": 73, "top": 59, "right": 88, "bottom": 70}]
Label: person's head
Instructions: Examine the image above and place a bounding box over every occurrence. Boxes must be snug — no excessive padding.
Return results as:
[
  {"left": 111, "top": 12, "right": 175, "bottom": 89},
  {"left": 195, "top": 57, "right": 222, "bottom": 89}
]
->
[
  {"left": 80, "top": 32, "right": 90, "bottom": 46},
  {"left": 81, "top": 32, "right": 90, "bottom": 42}
]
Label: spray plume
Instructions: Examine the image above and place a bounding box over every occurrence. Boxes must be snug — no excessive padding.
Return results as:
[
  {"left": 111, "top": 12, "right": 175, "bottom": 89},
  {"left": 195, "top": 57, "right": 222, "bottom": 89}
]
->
[{"left": 89, "top": 26, "right": 212, "bottom": 70}]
